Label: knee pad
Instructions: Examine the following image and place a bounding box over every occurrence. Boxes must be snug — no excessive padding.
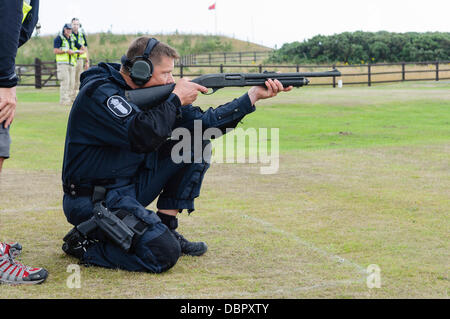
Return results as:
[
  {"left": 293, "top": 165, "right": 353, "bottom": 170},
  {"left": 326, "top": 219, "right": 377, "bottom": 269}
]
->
[{"left": 145, "top": 228, "right": 181, "bottom": 273}]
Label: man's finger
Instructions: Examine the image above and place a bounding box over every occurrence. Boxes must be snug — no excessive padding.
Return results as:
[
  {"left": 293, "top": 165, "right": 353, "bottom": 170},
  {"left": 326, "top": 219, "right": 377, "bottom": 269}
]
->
[
  {"left": 274, "top": 79, "right": 284, "bottom": 92},
  {"left": 0, "top": 100, "right": 7, "bottom": 112},
  {"left": 265, "top": 80, "right": 274, "bottom": 96},
  {"left": 268, "top": 79, "right": 278, "bottom": 95},
  {"left": 0, "top": 109, "right": 11, "bottom": 127},
  {"left": 284, "top": 85, "right": 294, "bottom": 92},
  {"left": 193, "top": 83, "right": 209, "bottom": 93},
  {"left": 5, "top": 109, "right": 15, "bottom": 128},
  {"left": 0, "top": 107, "right": 9, "bottom": 123}
]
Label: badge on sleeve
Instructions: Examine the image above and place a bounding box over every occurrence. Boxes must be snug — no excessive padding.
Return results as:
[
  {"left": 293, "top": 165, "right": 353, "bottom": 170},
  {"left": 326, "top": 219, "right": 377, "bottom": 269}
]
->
[{"left": 107, "top": 96, "right": 132, "bottom": 118}]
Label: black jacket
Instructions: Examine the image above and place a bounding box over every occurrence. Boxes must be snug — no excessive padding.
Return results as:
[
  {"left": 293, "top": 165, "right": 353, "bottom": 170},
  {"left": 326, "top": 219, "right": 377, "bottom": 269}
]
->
[
  {"left": 62, "top": 63, "right": 256, "bottom": 185},
  {"left": 0, "top": 0, "right": 39, "bottom": 88}
]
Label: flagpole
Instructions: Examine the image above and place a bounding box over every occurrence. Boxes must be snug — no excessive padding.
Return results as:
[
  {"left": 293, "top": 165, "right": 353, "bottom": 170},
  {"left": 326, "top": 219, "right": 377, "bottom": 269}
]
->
[
  {"left": 215, "top": 1, "right": 218, "bottom": 35},
  {"left": 209, "top": 2, "right": 218, "bottom": 35}
]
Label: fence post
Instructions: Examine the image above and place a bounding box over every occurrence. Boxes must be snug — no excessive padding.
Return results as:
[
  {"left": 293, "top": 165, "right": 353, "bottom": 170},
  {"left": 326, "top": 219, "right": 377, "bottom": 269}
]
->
[
  {"left": 368, "top": 63, "right": 372, "bottom": 87},
  {"left": 402, "top": 62, "right": 406, "bottom": 81},
  {"left": 220, "top": 64, "right": 224, "bottom": 73},
  {"left": 180, "top": 64, "right": 184, "bottom": 78},
  {"left": 435, "top": 61, "right": 439, "bottom": 81},
  {"left": 239, "top": 52, "right": 242, "bottom": 64},
  {"left": 332, "top": 64, "right": 336, "bottom": 88},
  {"left": 259, "top": 64, "right": 263, "bottom": 73},
  {"left": 34, "top": 58, "right": 42, "bottom": 89},
  {"left": 254, "top": 52, "right": 257, "bottom": 63}
]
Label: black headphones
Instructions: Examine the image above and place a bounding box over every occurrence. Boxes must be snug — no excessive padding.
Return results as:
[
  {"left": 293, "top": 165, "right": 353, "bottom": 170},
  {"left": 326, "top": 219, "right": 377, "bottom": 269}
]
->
[{"left": 121, "top": 38, "right": 160, "bottom": 86}]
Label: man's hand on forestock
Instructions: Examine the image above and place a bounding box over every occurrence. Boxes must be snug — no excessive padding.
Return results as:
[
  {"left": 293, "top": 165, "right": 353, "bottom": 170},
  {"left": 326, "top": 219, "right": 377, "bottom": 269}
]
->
[
  {"left": 0, "top": 87, "right": 17, "bottom": 129},
  {"left": 172, "top": 78, "right": 208, "bottom": 106},
  {"left": 248, "top": 79, "right": 293, "bottom": 106}
]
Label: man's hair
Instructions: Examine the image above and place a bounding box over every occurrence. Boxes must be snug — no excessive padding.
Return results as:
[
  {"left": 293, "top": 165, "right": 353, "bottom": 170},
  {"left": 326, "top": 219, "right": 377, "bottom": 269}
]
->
[
  {"left": 71, "top": 18, "right": 79, "bottom": 23},
  {"left": 125, "top": 37, "right": 180, "bottom": 67}
]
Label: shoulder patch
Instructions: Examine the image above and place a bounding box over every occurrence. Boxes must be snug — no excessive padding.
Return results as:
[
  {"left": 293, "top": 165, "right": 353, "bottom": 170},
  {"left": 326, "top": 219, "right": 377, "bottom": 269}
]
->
[{"left": 107, "top": 96, "right": 132, "bottom": 118}]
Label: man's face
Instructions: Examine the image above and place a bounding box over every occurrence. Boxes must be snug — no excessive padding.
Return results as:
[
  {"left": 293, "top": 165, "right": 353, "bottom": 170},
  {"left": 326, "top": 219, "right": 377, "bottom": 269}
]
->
[
  {"left": 64, "top": 28, "right": 72, "bottom": 38},
  {"left": 144, "top": 56, "right": 175, "bottom": 88},
  {"left": 72, "top": 20, "right": 80, "bottom": 32}
]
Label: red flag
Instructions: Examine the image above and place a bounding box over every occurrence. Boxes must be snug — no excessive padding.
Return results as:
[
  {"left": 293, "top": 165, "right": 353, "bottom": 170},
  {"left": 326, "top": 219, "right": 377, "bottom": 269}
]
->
[{"left": 208, "top": 3, "right": 216, "bottom": 10}]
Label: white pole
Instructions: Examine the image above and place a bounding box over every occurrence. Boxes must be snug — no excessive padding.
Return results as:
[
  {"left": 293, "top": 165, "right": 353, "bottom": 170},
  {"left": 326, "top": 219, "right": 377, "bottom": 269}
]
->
[
  {"left": 251, "top": 16, "right": 255, "bottom": 43},
  {"left": 215, "top": 1, "right": 218, "bottom": 35}
]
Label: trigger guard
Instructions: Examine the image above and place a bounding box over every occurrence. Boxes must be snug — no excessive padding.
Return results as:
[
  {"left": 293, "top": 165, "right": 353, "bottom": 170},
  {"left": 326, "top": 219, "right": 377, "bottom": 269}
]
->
[{"left": 202, "top": 88, "right": 222, "bottom": 95}]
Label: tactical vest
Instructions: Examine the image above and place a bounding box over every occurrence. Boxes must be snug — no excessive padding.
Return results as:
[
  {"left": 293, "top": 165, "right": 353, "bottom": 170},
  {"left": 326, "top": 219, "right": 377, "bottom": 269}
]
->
[
  {"left": 72, "top": 30, "right": 88, "bottom": 60},
  {"left": 56, "top": 35, "right": 77, "bottom": 66},
  {"left": 22, "top": 1, "right": 32, "bottom": 23}
]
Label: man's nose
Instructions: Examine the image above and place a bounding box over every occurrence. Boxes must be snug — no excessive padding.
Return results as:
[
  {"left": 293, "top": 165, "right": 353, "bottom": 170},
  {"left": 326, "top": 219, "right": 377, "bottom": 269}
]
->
[{"left": 167, "top": 74, "right": 175, "bottom": 84}]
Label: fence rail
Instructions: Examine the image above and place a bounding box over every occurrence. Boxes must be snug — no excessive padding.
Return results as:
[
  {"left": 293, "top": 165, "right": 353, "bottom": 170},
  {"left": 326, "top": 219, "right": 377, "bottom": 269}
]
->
[
  {"left": 179, "top": 50, "right": 272, "bottom": 65},
  {"left": 17, "top": 59, "right": 450, "bottom": 89}
]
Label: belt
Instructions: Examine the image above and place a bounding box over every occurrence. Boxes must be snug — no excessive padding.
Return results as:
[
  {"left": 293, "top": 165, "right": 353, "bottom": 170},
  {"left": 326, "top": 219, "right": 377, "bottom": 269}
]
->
[
  {"left": 63, "top": 179, "right": 117, "bottom": 197},
  {"left": 63, "top": 184, "right": 94, "bottom": 197}
]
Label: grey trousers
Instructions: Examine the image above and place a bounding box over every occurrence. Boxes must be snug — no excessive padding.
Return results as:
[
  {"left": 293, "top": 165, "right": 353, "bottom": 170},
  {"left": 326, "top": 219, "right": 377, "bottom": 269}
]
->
[{"left": 0, "top": 124, "right": 10, "bottom": 159}]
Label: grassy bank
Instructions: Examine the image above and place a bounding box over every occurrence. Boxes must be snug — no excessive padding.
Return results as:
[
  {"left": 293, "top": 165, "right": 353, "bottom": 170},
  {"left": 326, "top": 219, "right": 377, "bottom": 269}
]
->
[{"left": 16, "top": 33, "right": 272, "bottom": 64}]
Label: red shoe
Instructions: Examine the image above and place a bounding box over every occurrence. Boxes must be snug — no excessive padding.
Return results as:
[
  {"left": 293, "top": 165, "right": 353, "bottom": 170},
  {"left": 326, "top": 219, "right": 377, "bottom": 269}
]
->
[{"left": 0, "top": 242, "right": 48, "bottom": 285}]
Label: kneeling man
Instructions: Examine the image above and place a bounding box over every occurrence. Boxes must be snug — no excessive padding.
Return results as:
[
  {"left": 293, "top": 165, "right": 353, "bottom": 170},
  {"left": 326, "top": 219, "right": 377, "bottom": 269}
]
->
[{"left": 61, "top": 37, "right": 291, "bottom": 273}]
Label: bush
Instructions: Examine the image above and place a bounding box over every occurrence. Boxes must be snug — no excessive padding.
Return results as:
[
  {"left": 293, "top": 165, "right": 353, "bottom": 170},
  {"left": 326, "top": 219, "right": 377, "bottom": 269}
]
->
[{"left": 268, "top": 31, "right": 450, "bottom": 64}]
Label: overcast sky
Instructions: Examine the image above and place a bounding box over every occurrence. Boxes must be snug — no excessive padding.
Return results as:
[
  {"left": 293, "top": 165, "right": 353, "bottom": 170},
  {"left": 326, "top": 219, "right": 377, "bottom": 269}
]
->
[{"left": 39, "top": 0, "right": 450, "bottom": 48}]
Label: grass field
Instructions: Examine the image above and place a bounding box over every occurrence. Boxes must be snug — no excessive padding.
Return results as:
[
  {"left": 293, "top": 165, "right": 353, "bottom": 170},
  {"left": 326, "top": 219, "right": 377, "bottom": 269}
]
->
[{"left": 0, "top": 82, "right": 449, "bottom": 298}]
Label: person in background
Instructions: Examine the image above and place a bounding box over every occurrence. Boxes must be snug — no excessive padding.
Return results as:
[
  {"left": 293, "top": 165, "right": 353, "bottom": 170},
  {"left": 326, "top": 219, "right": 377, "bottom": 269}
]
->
[
  {"left": 53, "top": 23, "right": 85, "bottom": 105},
  {"left": 71, "top": 17, "right": 89, "bottom": 99},
  {"left": 0, "top": 0, "right": 48, "bottom": 285}
]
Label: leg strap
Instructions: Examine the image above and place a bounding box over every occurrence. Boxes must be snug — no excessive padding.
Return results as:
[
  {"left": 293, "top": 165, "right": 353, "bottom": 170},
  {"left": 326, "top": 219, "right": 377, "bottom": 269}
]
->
[{"left": 73, "top": 203, "right": 149, "bottom": 253}]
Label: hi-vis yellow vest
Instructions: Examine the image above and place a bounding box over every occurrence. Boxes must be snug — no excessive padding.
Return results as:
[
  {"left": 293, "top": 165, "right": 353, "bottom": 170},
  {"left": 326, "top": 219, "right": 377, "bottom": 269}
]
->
[
  {"left": 56, "top": 35, "right": 77, "bottom": 66},
  {"left": 71, "top": 30, "right": 88, "bottom": 60},
  {"left": 22, "top": 1, "right": 32, "bottom": 23}
]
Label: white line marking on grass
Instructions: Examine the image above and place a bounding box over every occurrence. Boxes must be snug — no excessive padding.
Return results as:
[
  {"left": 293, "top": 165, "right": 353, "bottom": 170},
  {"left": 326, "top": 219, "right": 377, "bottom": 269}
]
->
[
  {"left": 0, "top": 206, "right": 61, "bottom": 214},
  {"left": 242, "top": 214, "right": 367, "bottom": 277}
]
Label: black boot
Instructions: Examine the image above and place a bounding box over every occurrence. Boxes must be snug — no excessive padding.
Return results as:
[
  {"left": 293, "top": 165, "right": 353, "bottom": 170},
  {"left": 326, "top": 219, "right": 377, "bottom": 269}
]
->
[
  {"left": 62, "top": 227, "right": 96, "bottom": 260},
  {"left": 157, "top": 212, "right": 208, "bottom": 257}
]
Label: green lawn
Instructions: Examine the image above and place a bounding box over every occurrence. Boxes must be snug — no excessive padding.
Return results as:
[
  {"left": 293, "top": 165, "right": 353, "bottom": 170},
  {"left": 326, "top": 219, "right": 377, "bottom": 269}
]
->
[
  {"left": 8, "top": 83, "right": 450, "bottom": 169},
  {"left": 0, "top": 82, "right": 449, "bottom": 298}
]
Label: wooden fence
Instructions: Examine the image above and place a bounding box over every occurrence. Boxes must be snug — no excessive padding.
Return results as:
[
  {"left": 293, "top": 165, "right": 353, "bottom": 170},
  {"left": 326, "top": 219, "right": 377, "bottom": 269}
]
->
[
  {"left": 17, "top": 59, "right": 450, "bottom": 89},
  {"left": 16, "top": 58, "right": 59, "bottom": 88},
  {"left": 179, "top": 51, "right": 272, "bottom": 65}
]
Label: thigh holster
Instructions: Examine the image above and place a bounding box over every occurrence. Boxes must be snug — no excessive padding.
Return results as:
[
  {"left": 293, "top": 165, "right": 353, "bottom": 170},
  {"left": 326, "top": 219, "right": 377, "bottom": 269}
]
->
[{"left": 73, "top": 187, "right": 149, "bottom": 253}]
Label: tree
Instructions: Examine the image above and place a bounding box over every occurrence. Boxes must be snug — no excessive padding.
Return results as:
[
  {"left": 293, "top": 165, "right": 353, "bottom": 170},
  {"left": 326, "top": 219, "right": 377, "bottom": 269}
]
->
[{"left": 269, "top": 31, "right": 450, "bottom": 64}]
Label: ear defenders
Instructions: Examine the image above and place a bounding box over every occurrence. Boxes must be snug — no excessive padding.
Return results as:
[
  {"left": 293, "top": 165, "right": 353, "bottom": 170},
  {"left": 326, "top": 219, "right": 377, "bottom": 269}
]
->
[{"left": 121, "top": 38, "right": 160, "bottom": 86}]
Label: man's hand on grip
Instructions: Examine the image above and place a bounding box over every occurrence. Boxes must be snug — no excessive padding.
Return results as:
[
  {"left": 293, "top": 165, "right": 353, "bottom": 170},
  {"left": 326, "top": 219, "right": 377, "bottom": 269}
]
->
[{"left": 172, "top": 78, "right": 208, "bottom": 106}]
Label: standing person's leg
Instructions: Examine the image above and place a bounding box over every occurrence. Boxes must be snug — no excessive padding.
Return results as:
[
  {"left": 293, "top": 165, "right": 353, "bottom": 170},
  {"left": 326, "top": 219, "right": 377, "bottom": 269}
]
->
[
  {"left": 0, "top": 242, "right": 48, "bottom": 284},
  {"left": 0, "top": 114, "right": 49, "bottom": 284},
  {"left": 1, "top": 122, "right": 49, "bottom": 283},
  {"left": 73, "top": 59, "right": 84, "bottom": 99},
  {"left": 57, "top": 63, "right": 71, "bottom": 105},
  {"left": 67, "top": 64, "right": 76, "bottom": 104},
  {"left": 0, "top": 124, "right": 10, "bottom": 173}
]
